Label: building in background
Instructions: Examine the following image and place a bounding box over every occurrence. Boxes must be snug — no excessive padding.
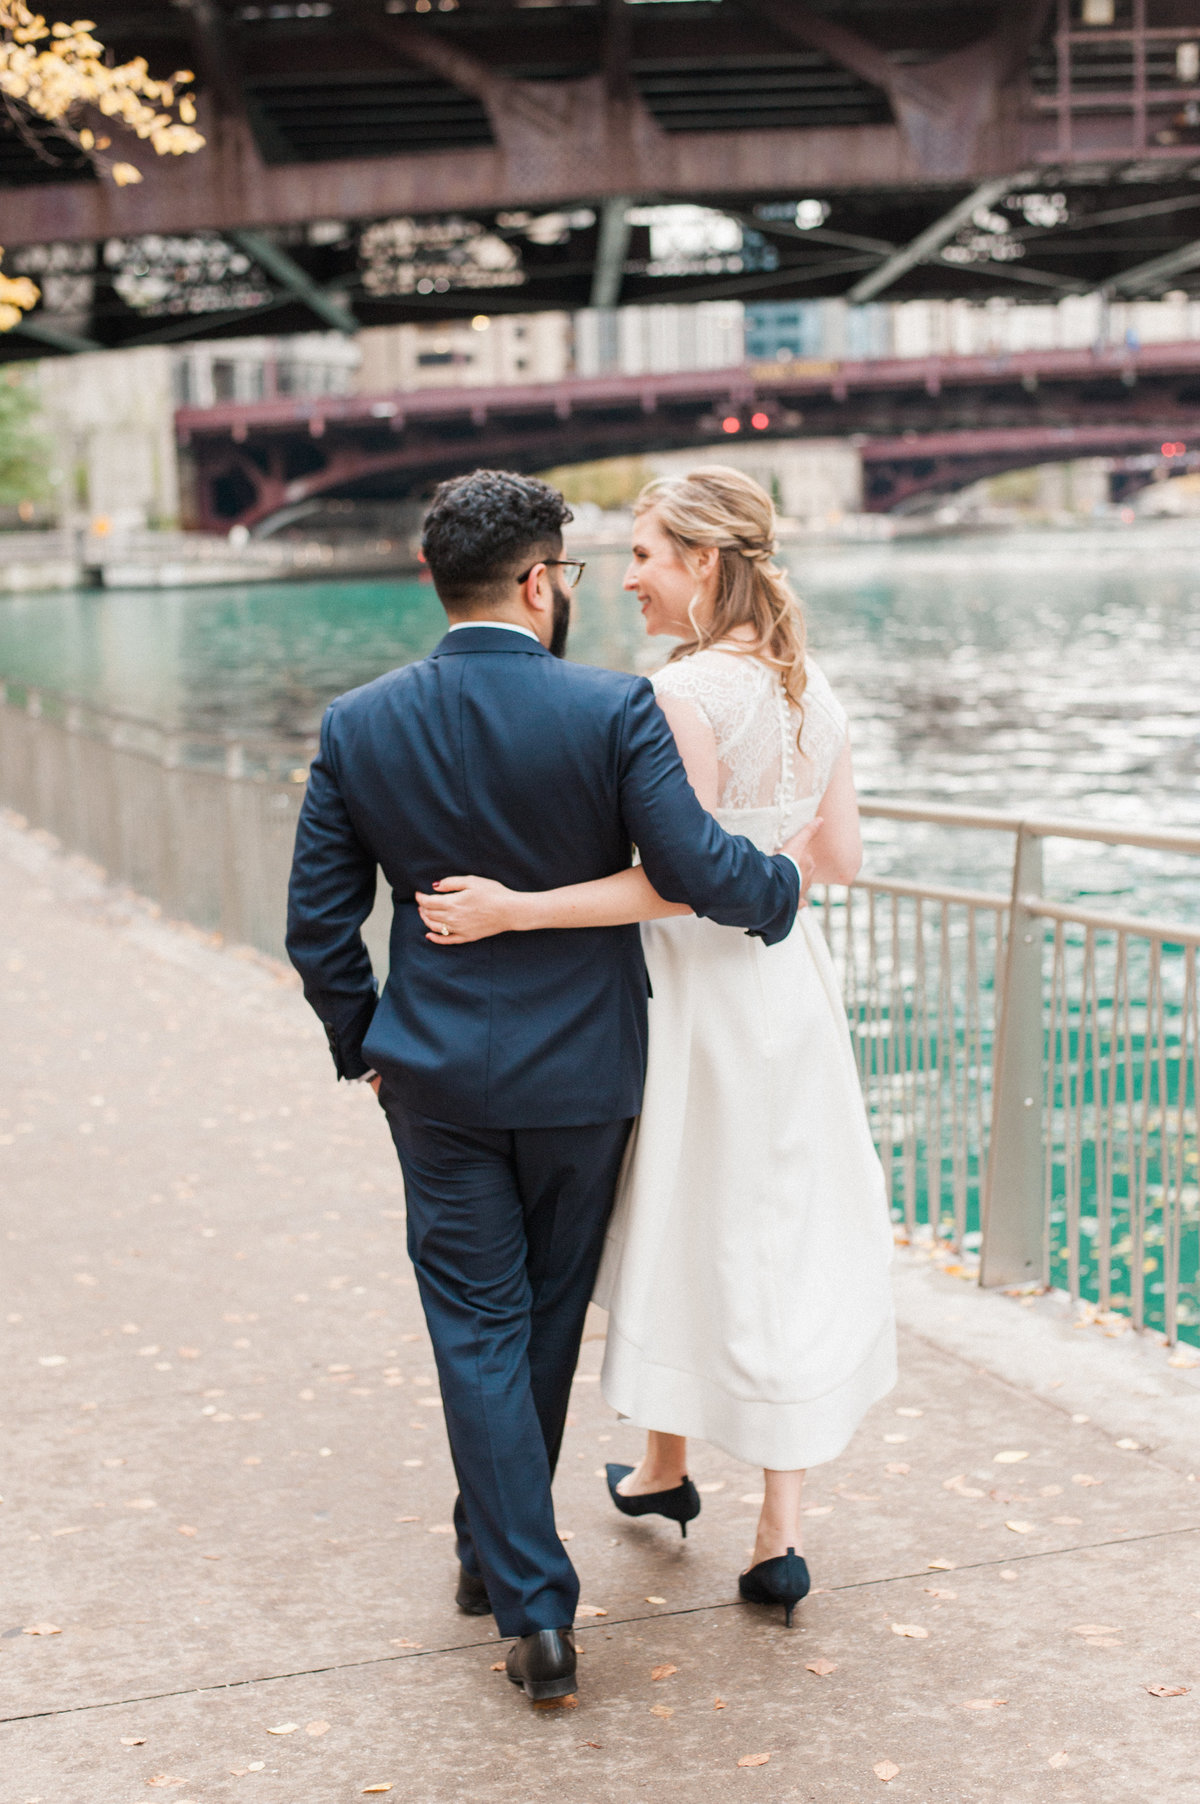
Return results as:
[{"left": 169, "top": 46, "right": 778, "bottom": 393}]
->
[
  {"left": 356, "top": 313, "right": 571, "bottom": 391},
  {"left": 574, "top": 303, "right": 744, "bottom": 377}
]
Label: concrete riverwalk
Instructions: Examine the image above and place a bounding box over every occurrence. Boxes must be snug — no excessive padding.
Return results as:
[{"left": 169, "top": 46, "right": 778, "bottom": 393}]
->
[{"left": 3, "top": 811, "right": 1200, "bottom": 1804}]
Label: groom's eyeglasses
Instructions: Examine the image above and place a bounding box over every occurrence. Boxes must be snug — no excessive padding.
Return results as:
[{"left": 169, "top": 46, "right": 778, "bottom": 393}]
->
[{"left": 515, "top": 558, "right": 586, "bottom": 589}]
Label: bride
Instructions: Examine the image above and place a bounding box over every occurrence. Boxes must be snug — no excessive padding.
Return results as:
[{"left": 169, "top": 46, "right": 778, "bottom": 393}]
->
[{"left": 416, "top": 467, "right": 897, "bottom": 1626}]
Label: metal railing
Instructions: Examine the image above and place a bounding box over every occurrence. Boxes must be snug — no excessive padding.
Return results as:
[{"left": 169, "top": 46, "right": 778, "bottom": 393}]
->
[
  {"left": 821, "top": 801, "right": 1200, "bottom": 1348},
  {"left": 2, "top": 683, "right": 1198, "bottom": 1346}
]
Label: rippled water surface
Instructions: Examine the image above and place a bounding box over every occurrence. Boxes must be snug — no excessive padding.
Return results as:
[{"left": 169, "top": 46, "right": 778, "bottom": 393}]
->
[{"left": 2, "top": 522, "right": 1198, "bottom": 910}]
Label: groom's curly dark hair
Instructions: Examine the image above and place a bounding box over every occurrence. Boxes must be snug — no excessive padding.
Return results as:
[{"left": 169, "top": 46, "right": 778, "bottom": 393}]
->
[{"left": 421, "top": 469, "right": 573, "bottom": 611}]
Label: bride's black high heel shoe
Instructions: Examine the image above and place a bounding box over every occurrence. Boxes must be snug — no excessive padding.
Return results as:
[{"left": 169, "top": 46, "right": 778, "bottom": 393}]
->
[
  {"left": 605, "top": 1464, "right": 701, "bottom": 1538},
  {"left": 738, "top": 1547, "right": 811, "bottom": 1627}
]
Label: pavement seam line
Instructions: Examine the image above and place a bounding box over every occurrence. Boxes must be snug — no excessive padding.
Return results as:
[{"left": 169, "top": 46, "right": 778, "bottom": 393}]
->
[{"left": 4, "top": 1519, "right": 1198, "bottom": 1728}]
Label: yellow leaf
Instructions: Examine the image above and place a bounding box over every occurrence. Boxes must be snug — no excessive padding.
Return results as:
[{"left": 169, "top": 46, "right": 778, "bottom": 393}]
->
[
  {"left": 1145, "top": 1683, "right": 1189, "bottom": 1697},
  {"left": 362, "top": 1788, "right": 392, "bottom": 1795},
  {"left": 120, "top": 1736, "right": 146, "bottom": 1746},
  {"left": 576, "top": 1604, "right": 607, "bottom": 1618},
  {"left": 649, "top": 1704, "right": 674, "bottom": 1719},
  {"left": 265, "top": 1723, "right": 299, "bottom": 1735},
  {"left": 713, "top": 1697, "right": 726, "bottom": 1709},
  {"left": 890, "top": 1622, "right": 929, "bottom": 1639},
  {"left": 737, "top": 1753, "right": 770, "bottom": 1767},
  {"left": 961, "top": 1698, "right": 1007, "bottom": 1709},
  {"left": 645, "top": 1596, "right": 667, "bottom": 1605},
  {"left": 806, "top": 1659, "right": 837, "bottom": 1676},
  {"left": 1071, "top": 1473, "right": 1102, "bottom": 1486},
  {"left": 650, "top": 1664, "right": 677, "bottom": 1681},
  {"left": 305, "top": 1721, "right": 331, "bottom": 1736},
  {"left": 927, "top": 1559, "right": 955, "bottom": 1571},
  {"left": 874, "top": 1760, "right": 901, "bottom": 1782},
  {"left": 490, "top": 1661, "right": 506, "bottom": 1672},
  {"left": 23, "top": 1623, "right": 61, "bottom": 1636},
  {"left": 111, "top": 162, "right": 143, "bottom": 186},
  {"left": 1005, "top": 1520, "right": 1035, "bottom": 1534},
  {"left": 993, "top": 1450, "right": 1029, "bottom": 1464},
  {"left": 1047, "top": 1753, "right": 1070, "bottom": 1768}
]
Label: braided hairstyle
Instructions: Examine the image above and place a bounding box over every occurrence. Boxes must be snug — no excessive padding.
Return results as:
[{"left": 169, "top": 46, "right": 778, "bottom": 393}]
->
[{"left": 634, "top": 465, "right": 808, "bottom": 729}]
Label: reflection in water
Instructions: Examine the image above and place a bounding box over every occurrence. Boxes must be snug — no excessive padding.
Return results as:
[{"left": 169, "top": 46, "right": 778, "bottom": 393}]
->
[{"left": 1, "top": 524, "right": 1197, "bottom": 911}]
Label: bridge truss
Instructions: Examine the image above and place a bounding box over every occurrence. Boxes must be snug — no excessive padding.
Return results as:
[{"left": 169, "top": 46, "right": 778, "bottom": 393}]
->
[
  {"left": 176, "top": 336, "right": 1200, "bottom": 523},
  {"left": 2, "top": 1, "right": 1200, "bottom": 360}
]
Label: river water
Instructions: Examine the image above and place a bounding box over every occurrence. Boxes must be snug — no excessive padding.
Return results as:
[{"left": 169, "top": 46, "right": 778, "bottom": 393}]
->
[{"left": 2, "top": 521, "right": 1198, "bottom": 915}]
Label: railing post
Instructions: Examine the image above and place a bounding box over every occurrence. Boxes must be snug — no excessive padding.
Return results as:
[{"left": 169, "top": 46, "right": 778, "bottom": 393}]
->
[{"left": 980, "top": 826, "right": 1046, "bottom": 1287}]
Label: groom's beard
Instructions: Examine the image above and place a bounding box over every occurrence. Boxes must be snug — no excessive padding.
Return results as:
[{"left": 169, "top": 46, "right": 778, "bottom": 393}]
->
[{"left": 548, "top": 582, "right": 572, "bottom": 659}]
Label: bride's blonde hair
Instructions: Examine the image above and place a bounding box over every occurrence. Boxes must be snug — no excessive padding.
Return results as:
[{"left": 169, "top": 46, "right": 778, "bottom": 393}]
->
[{"left": 634, "top": 465, "right": 807, "bottom": 725}]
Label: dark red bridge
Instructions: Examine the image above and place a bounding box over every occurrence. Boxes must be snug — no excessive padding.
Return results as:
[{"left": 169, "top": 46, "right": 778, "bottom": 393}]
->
[{"left": 177, "top": 338, "right": 1200, "bottom": 525}]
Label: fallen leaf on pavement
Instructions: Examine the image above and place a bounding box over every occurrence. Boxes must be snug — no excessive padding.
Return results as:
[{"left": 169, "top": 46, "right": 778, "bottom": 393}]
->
[
  {"left": 491, "top": 1661, "right": 506, "bottom": 1672},
  {"left": 120, "top": 1737, "right": 146, "bottom": 1746},
  {"left": 714, "top": 1697, "right": 727, "bottom": 1709},
  {"left": 1070, "top": 1625, "right": 1120, "bottom": 1636},
  {"left": 23, "top": 1624, "right": 61, "bottom": 1636},
  {"left": 895, "top": 1407, "right": 923, "bottom": 1417},
  {"left": 651, "top": 1664, "right": 677, "bottom": 1681},
  {"left": 177, "top": 1525, "right": 197, "bottom": 1538},
  {"left": 389, "top": 1638, "right": 423, "bottom": 1649},
  {"left": 1047, "top": 1753, "right": 1069, "bottom": 1769},
  {"left": 1072, "top": 1474, "right": 1102, "bottom": 1486},
  {"left": 1145, "top": 1684, "right": 1190, "bottom": 1697},
  {"left": 576, "top": 1605, "right": 607, "bottom": 1617},
  {"left": 737, "top": 1753, "right": 770, "bottom": 1767},
  {"left": 885, "top": 1463, "right": 910, "bottom": 1476},
  {"left": 1115, "top": 1439, "right": 1141, "bottom": 1451},
  {"left": 993, "top": 1450, "right": 1029, "bottom": 1464},
  {"left": 927, "top": 1559, "right": 955, "bottom": 1571},
  {"left": 943, "top": 1475, "right": 984, "bottom": 1497},
  {"left": 697, "top": 1481, "right": 725, "bottom": 1493},
  {"left": 874, "top": 1760, "right": 900, "bottom": 1782},
  {"left": 305, "top": 1721, "right": 331, "bottom": 1736},
  {"left": 533, "top": 1694, "right": 578, "bottom": 1711},
  {"left": 580, "top": 1739, "right": 602, "bottom": 1748},
  {"left": 426, "top": 1524, "right": 454, "bottom": 1535},
  {"left": 961, "top": 1699, "right": 1007, "bottom": 1710},
  {"left": 266, "top": 1723, "right": 299, "bottom": 1735},
  {"left": 649, "top": 1705, "right": 674, "bottom": 1719},
  {"left": 147, "top": 1778, "right": 187, "bottom": 1789},
  {"left": 1005, "top": 1520, "right": 1035, "bottom": 1534},
  {"left": 891, "top": 1623, "right": 929, "bottom": 1639},
  {"left": 126, "top": 1498, "right": 157, "bottom": 1511},
  {"left": 645, "top": 1596, "right": 666, "bottom": 1605},
  {"left": 924, "top": 1588, "right": 956, "bottom": 1599},
  {"left": 806, "top": 1660, "right": 837, "bottom": 1676},
  {"left": 362, "top": 1787, "right": 392, "bottom": 1795}
]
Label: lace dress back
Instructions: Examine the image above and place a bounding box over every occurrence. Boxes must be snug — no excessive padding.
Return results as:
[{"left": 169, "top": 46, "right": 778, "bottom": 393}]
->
[{"left": 651, "top": 648, "right": 847, "bottom": 852}]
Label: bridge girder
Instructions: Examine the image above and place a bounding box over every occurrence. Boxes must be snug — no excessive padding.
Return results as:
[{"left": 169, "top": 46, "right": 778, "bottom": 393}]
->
[
  {"left": 176, "top": 339, "right": 1200, "bottom": 527},
  {"left": 1, "top": 1, "right": 1200, "bottom": 356}
]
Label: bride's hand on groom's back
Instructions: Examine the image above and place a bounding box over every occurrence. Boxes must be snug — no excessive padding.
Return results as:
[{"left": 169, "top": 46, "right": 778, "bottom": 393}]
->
[{"left": 417, "top": 875, "right": 519, "bottom": 943}]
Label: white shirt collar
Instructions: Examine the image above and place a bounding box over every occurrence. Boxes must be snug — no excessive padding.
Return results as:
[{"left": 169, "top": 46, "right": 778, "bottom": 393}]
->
[{"left": 447, "top": 620, "right": 540, "bottom": 643}]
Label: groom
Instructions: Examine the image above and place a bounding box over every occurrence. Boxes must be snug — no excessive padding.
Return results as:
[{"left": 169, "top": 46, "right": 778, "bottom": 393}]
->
[{"left": 286, "top": 469, "right": 803, "bottom": 1701}]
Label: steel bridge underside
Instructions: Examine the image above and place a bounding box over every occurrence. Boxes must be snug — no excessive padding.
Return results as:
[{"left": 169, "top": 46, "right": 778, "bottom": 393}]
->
[
  {"left": 177, "top": 338, "right": 1200, "bottom": 523},
  {"left": 3, "top": 2, "right": 1200, "bottom": 360}
]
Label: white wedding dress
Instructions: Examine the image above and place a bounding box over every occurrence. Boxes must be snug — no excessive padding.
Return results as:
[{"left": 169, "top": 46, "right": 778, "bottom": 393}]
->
[{"left": 594, "top": 648, "right": 897, "bottom": 1470}]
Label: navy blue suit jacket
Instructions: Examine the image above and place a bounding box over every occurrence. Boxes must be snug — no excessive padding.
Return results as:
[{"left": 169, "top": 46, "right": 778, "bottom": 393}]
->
[{"left": 286, "top": 625, "right": 799, "bottom": 1129}]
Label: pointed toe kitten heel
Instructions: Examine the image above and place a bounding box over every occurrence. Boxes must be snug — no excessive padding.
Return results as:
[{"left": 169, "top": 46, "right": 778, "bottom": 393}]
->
[
  {"left": 605, "top": 1463, "right": 702, "bottom": 1537},
  {"left": 738, "top": 1547, "right": 811, "bottom": 1627}
]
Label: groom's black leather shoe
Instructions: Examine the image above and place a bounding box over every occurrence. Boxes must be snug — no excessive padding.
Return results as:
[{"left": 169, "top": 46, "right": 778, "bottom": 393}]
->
[
  {"left": 455, "top": 1566, "right": 492, "bottom": 1616},
  {"left": 505, "top": 1628, "right": 577, "bottom": 1701}
]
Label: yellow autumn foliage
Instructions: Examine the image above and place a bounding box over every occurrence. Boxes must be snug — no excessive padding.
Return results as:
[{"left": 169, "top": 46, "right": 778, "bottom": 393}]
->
[{"left": 0, "top": 1, "right": 206, "bottom": 328}]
